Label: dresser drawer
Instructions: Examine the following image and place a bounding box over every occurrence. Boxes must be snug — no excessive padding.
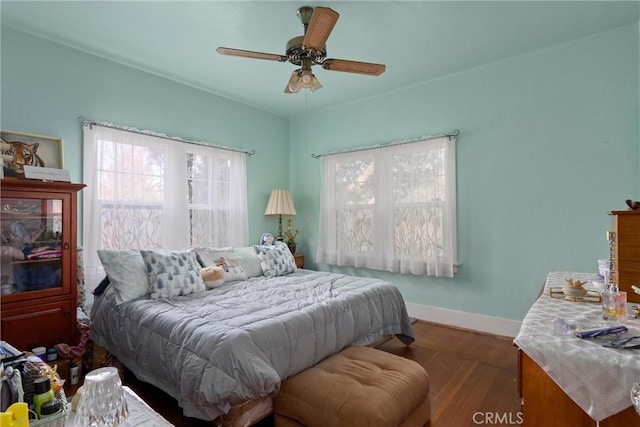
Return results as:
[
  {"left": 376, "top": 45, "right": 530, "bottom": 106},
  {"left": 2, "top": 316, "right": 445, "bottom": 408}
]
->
[{"left": 612, "top": 260, "right": 640, "bottom": 303}]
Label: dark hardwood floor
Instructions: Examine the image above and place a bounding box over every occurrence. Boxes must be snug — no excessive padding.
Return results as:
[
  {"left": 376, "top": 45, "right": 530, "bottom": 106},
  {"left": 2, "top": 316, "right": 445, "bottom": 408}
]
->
[
  {"left": 377, "top": 321, "right": 521, "bottom": 426},
  {"left": 124, "top": 321, "right": 521, "bottom": 426}
]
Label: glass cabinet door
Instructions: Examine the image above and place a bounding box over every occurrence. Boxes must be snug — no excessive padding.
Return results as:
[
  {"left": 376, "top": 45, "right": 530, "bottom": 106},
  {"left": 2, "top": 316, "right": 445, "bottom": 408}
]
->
[{"left": 1, "top": 196, "right": 65, "bottom": 296}]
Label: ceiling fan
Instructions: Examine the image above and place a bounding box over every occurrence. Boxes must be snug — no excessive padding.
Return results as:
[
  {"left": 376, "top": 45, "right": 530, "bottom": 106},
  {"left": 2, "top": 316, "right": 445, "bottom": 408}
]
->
[{"left": 216, "top": 6, "right": 386, "bottom": 93}]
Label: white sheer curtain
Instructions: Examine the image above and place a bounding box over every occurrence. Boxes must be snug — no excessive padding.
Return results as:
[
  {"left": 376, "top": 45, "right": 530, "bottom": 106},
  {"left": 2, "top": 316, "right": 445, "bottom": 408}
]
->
[
  {"left": 185, "top": 143, "right": 247, "bottom": 248},
  {"left": 317, "top": 135, "right": 456, "bottom": 277},
  {"left": 83, "top": 125, "right": 248, "bottom": 295}
]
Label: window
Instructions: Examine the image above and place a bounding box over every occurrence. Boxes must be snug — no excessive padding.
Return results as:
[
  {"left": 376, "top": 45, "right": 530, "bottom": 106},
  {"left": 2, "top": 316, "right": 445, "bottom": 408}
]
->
[
  {"left": 83, "top": 125, "right": 247, "bottom": 287},
  {"left": 318, "top": 135, "right": 456, "bottom": 277},
  {"left": 186, "top": 145, "right": 246, "bottom": 248}
]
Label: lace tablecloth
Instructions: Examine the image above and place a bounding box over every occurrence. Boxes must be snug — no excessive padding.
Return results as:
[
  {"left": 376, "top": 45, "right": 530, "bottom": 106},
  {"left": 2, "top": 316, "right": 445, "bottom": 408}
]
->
[
  {"left": 66, "top": 385, "right": 172, "bottom": 426},
  {"left": 514, "top": 272, "right": 640, "bottom": 422}
]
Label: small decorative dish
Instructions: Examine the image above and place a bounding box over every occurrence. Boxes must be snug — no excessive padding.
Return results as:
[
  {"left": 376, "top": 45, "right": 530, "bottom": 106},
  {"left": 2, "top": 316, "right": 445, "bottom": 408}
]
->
[
  {"left": 563, "top": 285, "right": 587, "bottom": 297},
  {"left": 549, "top": 287, "right": 602, "bottom": 303}
]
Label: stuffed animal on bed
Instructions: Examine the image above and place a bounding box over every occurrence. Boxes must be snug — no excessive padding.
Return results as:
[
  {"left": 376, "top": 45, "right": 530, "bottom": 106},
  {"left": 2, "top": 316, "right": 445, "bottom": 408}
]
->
[
  {"left": 200, "top": 266, "right": 226, "bottom": 289},
  {"left": 260, "top": 232, "right": 275, "bottom": 246}
]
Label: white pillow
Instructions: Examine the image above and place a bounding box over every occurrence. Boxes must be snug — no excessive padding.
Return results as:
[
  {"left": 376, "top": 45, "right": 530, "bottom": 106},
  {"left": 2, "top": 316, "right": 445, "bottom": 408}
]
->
[
  {"left": 191, "top": 246, "right": 231, "bottom": 268},
  {"left": 194, "top": 247, "right": 248, "bottom": 282},
  {"left": 97, "top": 249, "right": 149, "bottom": 305},
  {"left": 140, "top": 248, "right": 205, "bottom": 299},
  {"left": 234, "top": 246, "right": 263, "bottom": 277},
  {"left": 254, "top": 243, "right": 297, "bottom": 278}
]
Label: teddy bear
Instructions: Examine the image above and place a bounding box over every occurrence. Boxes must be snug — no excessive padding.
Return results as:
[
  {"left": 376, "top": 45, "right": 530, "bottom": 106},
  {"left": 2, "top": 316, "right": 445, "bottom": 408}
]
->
[{"left": 200, "top": 266, "right": 226, "bottom": 289}]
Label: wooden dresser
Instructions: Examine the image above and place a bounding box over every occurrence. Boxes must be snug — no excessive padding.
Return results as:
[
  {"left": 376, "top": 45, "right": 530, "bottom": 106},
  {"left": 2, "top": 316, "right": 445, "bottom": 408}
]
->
[
  {"left": 519, "top": 351, "right": 638, "bottom": 426},
  {"left": 0, "top": 180, "right": 85, "bottom": 351},
  {"left": 610, "top": 210, "right": 640, "bottom": 303},
  {"left": 516, "top": 272, "right": 640, "bottom": 426}
]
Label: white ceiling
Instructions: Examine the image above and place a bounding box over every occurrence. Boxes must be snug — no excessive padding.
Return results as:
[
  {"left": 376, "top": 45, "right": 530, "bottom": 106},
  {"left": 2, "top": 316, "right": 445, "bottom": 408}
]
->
[{"left": 2, "top": 1, "right": 639, "bottom": 118}]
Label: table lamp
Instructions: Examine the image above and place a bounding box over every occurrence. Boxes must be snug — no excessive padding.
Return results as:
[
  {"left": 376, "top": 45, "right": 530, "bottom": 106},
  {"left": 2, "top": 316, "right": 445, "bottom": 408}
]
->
[
  {"left": 264, "top": 189, "right": 296, "bottom": 241},
  {"left": 74, "top": 367, "right": 129, "bottom": 427}
]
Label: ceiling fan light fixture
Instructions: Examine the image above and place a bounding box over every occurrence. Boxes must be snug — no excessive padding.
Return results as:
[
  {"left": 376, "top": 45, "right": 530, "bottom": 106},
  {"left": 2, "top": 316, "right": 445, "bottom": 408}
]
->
[
  {"left": 306, "top": 74, "right": 322, "bottom": 92},
  {"left": 299, "top": 69, "right": 322, "bottom": 92},
  {"left": 301, "top": 72, "right": 313, "bottom": 84},
  {"left": 286, "top": 58, "right": 322, "bottom": 93},
  {"left": 299, "top": 58, "right": 322, "bottom": 92},
  {"left": 285, "top": 70, "right": 302, "bottom": 93},
  {"left": 284, "top": 70, "right": 321, "bottom": 93}
]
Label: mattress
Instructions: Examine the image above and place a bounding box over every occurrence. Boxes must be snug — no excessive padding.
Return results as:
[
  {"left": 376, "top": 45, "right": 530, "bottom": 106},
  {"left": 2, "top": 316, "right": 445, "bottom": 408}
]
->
[{"left": 90, "top": 269, "right": 415, "bottom": 420}]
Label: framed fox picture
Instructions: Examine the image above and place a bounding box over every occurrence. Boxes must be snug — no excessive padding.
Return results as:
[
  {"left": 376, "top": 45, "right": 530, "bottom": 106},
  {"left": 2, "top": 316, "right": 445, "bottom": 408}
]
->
[{"left": 0, "top": 130, "right": 63, "bottom": 179}]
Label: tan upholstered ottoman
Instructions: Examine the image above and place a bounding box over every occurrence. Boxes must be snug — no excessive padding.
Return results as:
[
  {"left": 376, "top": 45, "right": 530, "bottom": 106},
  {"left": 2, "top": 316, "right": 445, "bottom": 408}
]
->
[{"left": 274, "top": 346, "right": 431, "bottom": 427}]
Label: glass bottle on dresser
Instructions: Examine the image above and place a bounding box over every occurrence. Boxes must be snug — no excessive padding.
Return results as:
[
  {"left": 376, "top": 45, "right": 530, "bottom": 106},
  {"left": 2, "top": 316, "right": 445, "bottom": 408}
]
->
[{"left": 602, "top": 283, "right": 627, "bottom": 321}]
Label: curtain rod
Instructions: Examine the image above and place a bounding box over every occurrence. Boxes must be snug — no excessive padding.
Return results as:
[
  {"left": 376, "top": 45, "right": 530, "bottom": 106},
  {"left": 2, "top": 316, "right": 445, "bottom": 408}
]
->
[
  {"left": 311, "top": 129, "right": 459, "bottom": 159},
  {"left": 78, "top": 117, "right": 255, "bottom": 156}
]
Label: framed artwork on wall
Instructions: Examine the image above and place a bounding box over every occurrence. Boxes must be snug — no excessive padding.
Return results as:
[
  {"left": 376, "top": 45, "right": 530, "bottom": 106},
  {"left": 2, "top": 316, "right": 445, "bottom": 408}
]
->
[{"left": 0, "top": 130, "right": 63, "bottom": 179}]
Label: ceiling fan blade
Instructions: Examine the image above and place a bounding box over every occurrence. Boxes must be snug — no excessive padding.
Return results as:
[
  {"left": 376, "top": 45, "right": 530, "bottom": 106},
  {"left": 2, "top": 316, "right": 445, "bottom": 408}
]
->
[
  {"left": 322, "top": 59, "right": 386, "bottom": 76},
  {"left": 216, "top": 47, "right": 287, "bottom": 62},
  {"left": 302, "top": 7, "right": 339, "bottom": 51}
]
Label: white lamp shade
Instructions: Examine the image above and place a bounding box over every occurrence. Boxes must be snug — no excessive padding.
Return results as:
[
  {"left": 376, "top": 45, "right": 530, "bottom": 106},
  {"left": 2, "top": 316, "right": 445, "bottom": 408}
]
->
[{"left": 264, "top": 189, "right": 297, "bottom": 216}]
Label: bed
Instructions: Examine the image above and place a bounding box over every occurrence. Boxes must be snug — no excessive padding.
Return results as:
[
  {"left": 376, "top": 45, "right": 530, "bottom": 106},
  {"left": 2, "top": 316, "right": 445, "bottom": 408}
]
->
[{"left": 90, "top": 268, "right": 415, "bottom": 422}]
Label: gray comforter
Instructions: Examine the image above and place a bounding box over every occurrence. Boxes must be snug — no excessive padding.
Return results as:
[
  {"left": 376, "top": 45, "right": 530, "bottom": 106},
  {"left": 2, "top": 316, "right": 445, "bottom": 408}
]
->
[{"left": 90, "top": 269, "right": 415, "bottom": 420}]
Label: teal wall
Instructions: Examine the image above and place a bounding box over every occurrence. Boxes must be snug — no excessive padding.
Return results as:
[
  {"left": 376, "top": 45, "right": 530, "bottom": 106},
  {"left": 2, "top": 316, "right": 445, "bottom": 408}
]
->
[
  {"left": 3, "top": 24, "right": 639, "bottom": 322},
  {"left": 1, "top": 27, "right": 290, "bottom": 243},
  {"left": 290, "top": 24, "right": 639, "bottom": 321}
]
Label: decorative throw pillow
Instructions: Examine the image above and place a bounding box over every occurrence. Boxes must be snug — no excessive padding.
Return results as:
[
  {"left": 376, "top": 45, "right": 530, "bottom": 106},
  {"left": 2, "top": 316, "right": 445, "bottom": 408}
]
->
[
  {"left": 194, "top": 247, "right": 248, "bottom": 282},
  {"left": 192, "top": 247, "right": 233, "bottom": 267},
  {"left": 97, "top": 249, "right": 149, "bottom": 305},
  {"left": 234, "top": 246, "right": 263, "bottom": 277},
  {"left": 140, "top": 248, "right": 205, "bottom": 299},
  {"left": 254, "top": 242, "right": 297, "bottom": 278}
]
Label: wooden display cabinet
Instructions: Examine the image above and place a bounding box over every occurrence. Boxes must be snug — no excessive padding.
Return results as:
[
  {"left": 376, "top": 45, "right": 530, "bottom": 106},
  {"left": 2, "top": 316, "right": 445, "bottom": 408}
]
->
[
  {"left": 0, "top": 180, "right": 84, "bottom": 351},
  {"left": 609, "top": 210, "right": 640, "bottom": 303}
]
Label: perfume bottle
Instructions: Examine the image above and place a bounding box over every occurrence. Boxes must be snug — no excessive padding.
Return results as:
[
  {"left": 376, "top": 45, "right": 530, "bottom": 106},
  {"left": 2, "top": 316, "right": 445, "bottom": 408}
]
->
[{"left": 602, "top": 283, "right": 627, "bottom": 321}]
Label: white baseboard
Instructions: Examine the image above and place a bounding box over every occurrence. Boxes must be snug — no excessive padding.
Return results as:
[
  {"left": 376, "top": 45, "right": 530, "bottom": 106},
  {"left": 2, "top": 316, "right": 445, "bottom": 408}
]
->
[{"left": 406, "top": 303, "right": 522, "bottom": 338}]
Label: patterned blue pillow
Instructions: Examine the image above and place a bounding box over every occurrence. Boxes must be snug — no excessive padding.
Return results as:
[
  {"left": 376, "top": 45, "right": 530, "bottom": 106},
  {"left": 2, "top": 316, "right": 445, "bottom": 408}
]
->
[
  {"left": 140, "top": 248, "right": 205, "bottom": 299},
  {"left": 254, "top": 242, "right": 297, "bottom": 278},
  {"left": 97, "top": 249, "right": 149, "bottom": 305}
]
